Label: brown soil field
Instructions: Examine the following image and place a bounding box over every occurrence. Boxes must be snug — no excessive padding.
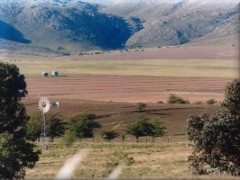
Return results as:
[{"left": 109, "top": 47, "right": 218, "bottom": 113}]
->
[
  {"left": 23, "top": 75, "right": 224, "bottom": 136},
  {"left": 25, "top": 75, "right": 231, "bottom": 103},
  {"left": 69, "top": 45, "right": 239, "bottom": 61},
  {"left": 2, "top": 44, "right": 238, "bottom": 61}
]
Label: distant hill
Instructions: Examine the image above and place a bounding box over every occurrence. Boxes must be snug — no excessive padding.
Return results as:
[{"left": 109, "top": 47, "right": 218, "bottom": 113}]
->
[{"left": 0, "top": 0, "right": 239, "bottom": 55}]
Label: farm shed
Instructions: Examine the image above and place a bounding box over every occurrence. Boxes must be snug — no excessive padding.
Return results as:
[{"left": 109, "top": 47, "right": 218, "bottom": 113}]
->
[
  {"left": 52, "top": 70, "right": 58, "bottom": 77},
  {"left": 42, "top": 72, "right": 48, "bottom": 77}
]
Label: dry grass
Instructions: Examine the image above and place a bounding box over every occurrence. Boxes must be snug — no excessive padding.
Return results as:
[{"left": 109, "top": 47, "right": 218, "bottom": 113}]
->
[
  {"left": 25, "top": 138, "right": 192, "bottom": 179},
  {"left": 25, "top": 138, "right": 238, "bottom": 179},
  {"left": 0, "top": 58, "right": 238, "bottom": 78}
]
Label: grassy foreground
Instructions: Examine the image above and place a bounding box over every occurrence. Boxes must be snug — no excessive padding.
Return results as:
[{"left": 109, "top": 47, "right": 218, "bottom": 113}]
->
[
  {"left": 25, "top": 137, "right": 191, "bottom": 179},
  {"left": 25, "top": 137, "right": 238, "bottom": 179}
]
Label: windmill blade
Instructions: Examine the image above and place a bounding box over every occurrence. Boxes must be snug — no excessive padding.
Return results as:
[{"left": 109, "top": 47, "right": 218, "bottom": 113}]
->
[{"left": 39, "top": 97, "right": 51, "bottom": 114}]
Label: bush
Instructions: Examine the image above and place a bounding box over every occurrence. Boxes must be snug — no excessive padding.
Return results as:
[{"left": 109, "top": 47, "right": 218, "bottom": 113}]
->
[
  {"left": 206, "top": 99, "right": 216, "bottom": 105},
  {"left": 136, "top": 102, "right": 147, "bottom": 112},
  {"left": 127, "top": 115, "right": 165, "bottom": 142},
  {"left": 102, "top": 130, "right": 119, "bottom": 141},
  {"left": 187, "top": 112, "right": 240, "bottom": 175},
  {"left": 187, "top": 79, "right": 240, "bottom": 176},
  {"left": 167, "top": 94, "right": 189, "bottom": 104},
  {"left": 64, "top": 112, "right": 101, "bottom": 145}
]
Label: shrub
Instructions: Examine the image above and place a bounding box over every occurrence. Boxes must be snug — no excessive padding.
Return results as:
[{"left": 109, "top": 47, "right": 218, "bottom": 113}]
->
[
  {"left": 167, "top": 94, "right": 189, "bottom": 104},
  {"left": 206, "top": 99, "right": 216, "bottom": 105},
  {"left": 136, "top": 102, "right": 147, "bottom": 112},
  {"left": 187, "top": 112, "right": 240, "bottom": 175},
  {"left": 64, "top": 113, "right": 101, "bottom": 145},
  {"left": 102, "top": 130, "right": 119, "bottom": 141},
  {"left": 127, "top": 115, "right": 165, "bottom": 142}
]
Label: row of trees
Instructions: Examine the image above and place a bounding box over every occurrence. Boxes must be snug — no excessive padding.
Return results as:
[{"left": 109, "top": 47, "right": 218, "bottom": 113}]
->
[{"left": 26, "top": 112, "right": 166, "bottom": 145}]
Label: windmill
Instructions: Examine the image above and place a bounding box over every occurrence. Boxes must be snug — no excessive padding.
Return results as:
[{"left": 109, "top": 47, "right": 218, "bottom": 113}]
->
[{"left": 38, "top": 97, "right": 51, "bottom": 150}]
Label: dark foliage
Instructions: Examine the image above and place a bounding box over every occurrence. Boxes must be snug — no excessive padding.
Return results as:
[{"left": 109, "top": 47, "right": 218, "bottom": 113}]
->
[
  {"left": 26, "top": 112, "right": 66, "bottom": 142},
  {"left": 127, "top": 115, "right": 165, "bottom": 142},
  {"left": 68, "top": 112, "right": 101, "bottom": 139},
  {"left": 187, "top": 79, "right": 240, "bottom": 176},
  {"left": 0, "top": 63, "right": 40, "bottom": 179},
  {"left": 168, "top": 94, "right": 189, "bottom": 104},
  {"left": 222, "top": 79, "right": 240, "bottom": 115},
  {"left": 136, "top": 102, "right": 147, "bottom": 112},
  {"left": 102, "top": 130, "right": 119, "bottom": 141}
]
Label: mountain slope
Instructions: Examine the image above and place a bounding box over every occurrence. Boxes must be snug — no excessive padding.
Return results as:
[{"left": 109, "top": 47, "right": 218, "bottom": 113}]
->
[
  {"left": 0, "top": 0, "right": 141, "bottom": 55},
  {"left": 99, "top": 0, "right": 239, "bottom": 48},
  {"left": 0, "top": 0, "right": 239, "bottom": 55}
]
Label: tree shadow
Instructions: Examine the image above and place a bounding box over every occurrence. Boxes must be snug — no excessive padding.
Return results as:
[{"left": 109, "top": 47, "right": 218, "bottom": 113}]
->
[{"left": 0, "top": 20, "right": 31, "bottom": 44}]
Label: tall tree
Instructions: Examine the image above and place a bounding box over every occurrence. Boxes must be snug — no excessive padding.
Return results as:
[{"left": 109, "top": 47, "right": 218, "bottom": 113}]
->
[
  {"left": 0, "top": 63, "right": 40, "bottom": 179},
  {"left": 187, "top": 79, "right": 240, "bottom": 176}
]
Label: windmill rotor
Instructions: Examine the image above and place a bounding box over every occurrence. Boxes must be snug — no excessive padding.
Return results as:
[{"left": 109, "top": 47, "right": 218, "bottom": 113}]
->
[{"left": 39, "top": 97, "right": 51, "bottom": 114}]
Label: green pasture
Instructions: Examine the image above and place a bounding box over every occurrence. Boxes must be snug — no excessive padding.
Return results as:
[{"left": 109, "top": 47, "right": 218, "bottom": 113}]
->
[{"left": 2, "top": 58, "right": 238, "bottom": 78}]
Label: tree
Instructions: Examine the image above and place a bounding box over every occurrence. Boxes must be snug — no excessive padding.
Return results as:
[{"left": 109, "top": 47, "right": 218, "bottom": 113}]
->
[
  {"left": 136, "top": 102, "right": 147, "bottom": 112},
  {"left": 26, "top": 112, "right": 66, "bottom": 142},
  {"left": 127, "top": 115, "right": 165, "bottom": 142},
  {"left": 102, "top": 130, "right": 119, "bottom": 142},
  {"left": 0, "top": 63, "right": 40, "bottom": 178},
  {"left": 187, "top": 79, "right": 240, "bottom": 176},
  {"left": 47, "top": 112, "right": 66, "bottom": 142},
  {"left": 222, "top": 79, "right": 240, "bottom": 115},
  {"left": 64, "top": 112, "right": 101, "bottom": 145},
  {"left": 151, "top": 120, "right": 165, "bottom": 138},
  {"left": 26, "top": 111, "right": 42, "bottom": 141}
]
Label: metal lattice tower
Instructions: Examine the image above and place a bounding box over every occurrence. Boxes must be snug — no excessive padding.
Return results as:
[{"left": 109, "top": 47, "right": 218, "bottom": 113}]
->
[{"left": 38, "top": 97, "right": 51, "bottom": 150}]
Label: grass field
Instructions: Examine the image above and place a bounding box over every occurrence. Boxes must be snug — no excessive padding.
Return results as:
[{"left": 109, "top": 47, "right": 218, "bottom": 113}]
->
[
  {"left": 25, "top": 139, "right": 192, "bottom": 179},
  {"left": 2, "top": 58, "right": 238, "bottom": 78},
  {"left": 25, "top": 137, "right": 238, "bottom": 179}
]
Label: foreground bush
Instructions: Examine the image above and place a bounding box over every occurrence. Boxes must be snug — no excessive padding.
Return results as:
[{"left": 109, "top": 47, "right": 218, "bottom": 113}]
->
[
  {"left": 0, "top": 63, "right": 40, "bottom": 179},
  {"left": 187, "top": 79, "right": 240, "bottom": 176}
]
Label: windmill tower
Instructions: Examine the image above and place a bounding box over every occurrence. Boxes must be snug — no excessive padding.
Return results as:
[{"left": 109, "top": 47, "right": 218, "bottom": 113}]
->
[{"left": 38, "top": 97, "right": 51, "bottom": 150}]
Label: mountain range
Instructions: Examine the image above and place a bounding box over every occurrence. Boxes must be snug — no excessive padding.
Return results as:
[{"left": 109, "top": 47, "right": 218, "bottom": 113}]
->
[{"left": 0, "top": 0, "right": 239, "bottom": 55}]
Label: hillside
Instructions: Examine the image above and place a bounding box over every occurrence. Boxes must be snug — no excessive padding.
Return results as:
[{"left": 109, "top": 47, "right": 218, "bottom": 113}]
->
[
  {"left": 0, "top": 0, "right": 239, "bottom": 55},
  {"left": 98, "top": 0, "right": 239, "bottom": 48}
]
